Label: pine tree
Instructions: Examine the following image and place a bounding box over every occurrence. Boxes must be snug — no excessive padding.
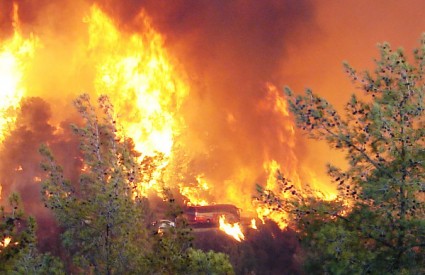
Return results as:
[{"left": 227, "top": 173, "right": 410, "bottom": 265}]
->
[
  {"left": 40, "top": 94, "right": 151, "bottom": 274},
  {"left": 186, "top": 248, "right": 235, "bottom": 275},
  {"left": 258, "top": 36, "right": 425, "bottom": 273},
  {"left": 0, "top": 193, "right": 64, "bottom": 274},
  {"left": 146, "top": 190, "right": 193, "bottom": 274}
]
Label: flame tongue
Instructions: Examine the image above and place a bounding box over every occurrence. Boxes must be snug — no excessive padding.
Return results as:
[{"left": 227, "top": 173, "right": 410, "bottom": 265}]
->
[
  {"left": 87, "top": 5, "right": 188, "bottom": 158},
  {"left": 0, "top": 3, "right": 338, "bottom": 229},
  {"left": 219, "top": 215, "right": 245, "bottom": 242},
  {"left": 0, "top": 236, "right": 18, "bottom": 251},
  {"left": 250, "top": 219, "right": 257, "bottom": 230},
  {"left": 83, "top": 5, "right": 189, "bottom": 196},
  {"left": 180, "top": 174, "right": 211, "bottom": 205},
  {"left": 0, "top": 3, "right": 38, "bottom": 142},
  {"left": 1, "top": 237, "right": 12, "bottom": 248}
]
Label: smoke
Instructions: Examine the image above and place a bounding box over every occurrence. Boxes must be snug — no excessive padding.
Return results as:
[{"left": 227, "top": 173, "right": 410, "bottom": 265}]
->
[
  {"left": 0, "top": 0, "right": 323, "bottom": 259},
  {"left": 0, "top": 97, "right": 54, "bottom": 199},
  {"left": 0, "top": 0, "right": 322, "bottom": 216},
  {"left": 88, "top": 0, "right": 320, "bottom": 208},
  {"left": 0, "top": 97, "right": 81, "bottom": 252},
  {"left": 1, "top": 0, "right": 423, "bottom": 269},
  {"left": 2, "top": 1, "right": 424, "bottom": 210},
  {"left": 0, "top": 0, "right": 13, "bottom": 38}
]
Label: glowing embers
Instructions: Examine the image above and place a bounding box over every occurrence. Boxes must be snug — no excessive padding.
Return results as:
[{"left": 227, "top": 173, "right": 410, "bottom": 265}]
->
[
  {"left": 219, "top": 215, "right": 245, "bottom": 242},
  {"left": 0, "top": 4, "right": 38, "bottom": 142},
  {"left": 250, "top": 218, "right": 258, "bottom": 230},
  {"left": 0, "top": 236, "right": 11, "bottom": 248},
  {"left": 0, "top": 236, "right": 18, "bottom": 251}
]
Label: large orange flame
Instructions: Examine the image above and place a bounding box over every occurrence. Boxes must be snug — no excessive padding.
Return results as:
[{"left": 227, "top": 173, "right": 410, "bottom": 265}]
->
[
  {"left": 87, "top": 6, "right": 188, "bottom": 157},
  {"left": 180, "top": 174, "right": 210, "bottom": 206},
  {"left": 0, "top": 3, "right": 336, "bottom": 231},
  {"left": 219, "top": 215, "right": 245, "bottom": 242},
  {"left": 82, "top": 6, "right": 189, "bottom": 197},
  {"left": 0, "top": 3, "right": 38, "bottom": 143}
]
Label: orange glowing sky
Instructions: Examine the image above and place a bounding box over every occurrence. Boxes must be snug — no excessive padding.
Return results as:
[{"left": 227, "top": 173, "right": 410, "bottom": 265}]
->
[
  {"left": 281, "top": 0, "right": 425, "bottom": 175},
  {"left": 283, "top": 0, "right": 425, "bottom": 100}
]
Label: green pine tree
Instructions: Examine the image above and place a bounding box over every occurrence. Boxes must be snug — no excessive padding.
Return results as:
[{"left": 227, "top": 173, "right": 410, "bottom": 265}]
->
[
  {"left": 258, "top": 36, "right": 425, "bottom": 274},
  {"left": 186, "top": 248, "right": 235, "bottom": 275},
  {"left": 40, "top": 94, "right": 151, "bottom": 274},
  {"left": 0, "top": 193, "right": 64, "bottom": 274}
]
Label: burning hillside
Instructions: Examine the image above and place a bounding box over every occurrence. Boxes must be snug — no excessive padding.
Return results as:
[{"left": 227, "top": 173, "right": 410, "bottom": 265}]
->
[{"left": 0, "top": 0, "right": 338, "bottom": 242}]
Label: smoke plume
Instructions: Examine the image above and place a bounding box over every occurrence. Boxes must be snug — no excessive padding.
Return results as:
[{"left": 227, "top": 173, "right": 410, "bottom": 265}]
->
[
  {"left": 91, "top": 0, "right": 320, "bottom": 208},
  {"left": 0, "top": 0, "right": 322, "bottom": 217}
]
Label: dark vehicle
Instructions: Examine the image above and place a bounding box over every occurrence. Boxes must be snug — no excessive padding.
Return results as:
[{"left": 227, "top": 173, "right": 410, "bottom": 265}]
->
[{"left": 185, "top": 204, "right": 240, "bottom": 225}]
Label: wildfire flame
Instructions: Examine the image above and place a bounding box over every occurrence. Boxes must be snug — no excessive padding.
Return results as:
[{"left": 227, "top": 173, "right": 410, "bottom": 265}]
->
[
  {"left": 0, "top": 3, "right": 38, "bottom": 143},
  {"left": 256, "top": 159, "right": 339, "bottom": 229},
  {"left": 255, "top": 160, "right": 291, "bottom": 229},
  {"left": 180, "top": 174, "right": 210, "bottom": 206},
  {"left": 1, "top": 237, "right": 12, "bottom": 247},
  {"left": 82, "top": 5, "right": 189, "bottom": 197},
  {"left": 219, "top": 215, "right": 245, "bottom": 242},
  {"left": 250, "top": 219, "right": 258, "bottom": 230},
  {"left": 0, "top": 3, "right": 339, "bottom": 233},
  {"left": 0, "top": 236, "right": 17, "bottom": 251},
  {"left": 87, "top": 6, "right": 188, "bottom": 157}
]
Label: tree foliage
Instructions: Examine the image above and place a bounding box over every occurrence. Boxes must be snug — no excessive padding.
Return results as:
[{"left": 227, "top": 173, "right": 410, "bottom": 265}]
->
[
  {"left": 258, "top": 37, "right": 425, "bottom": 273},
  {"left": 186, "top": 248, "right": 234, "bottom": 275},
  {"left": 146, "top": 190, "right": 235, "bottom": 274},
  {"left": 146, "top": 191, "right": 194, "bottom": 274},
  {"left": 40, "top": 94, "right": 151, "bottom": 274},
  {"left": 39, "top": 94, "right": 235, "bottom": 274},
  {"left": 0, "top": 193, "right": 64, "bottom": 274}
]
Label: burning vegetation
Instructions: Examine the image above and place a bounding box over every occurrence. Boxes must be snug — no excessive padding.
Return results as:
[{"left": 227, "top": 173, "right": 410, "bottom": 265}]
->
[
  {"left": 0, "top": 0, "right": 327, "bottom": 232},
  {"left": 1, "top": 0, "right": 423, "bottom": 274},
  {"left": 0, "top": 1, "right": 323, "bottom": 272},
  {"left": 0, "top": 3, "right": 38, "bottom": 144}
]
